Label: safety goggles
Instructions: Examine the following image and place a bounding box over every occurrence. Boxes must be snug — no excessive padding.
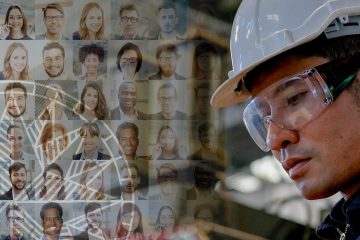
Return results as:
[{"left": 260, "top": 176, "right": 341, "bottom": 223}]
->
[{"left": 243, "top": 55, "right": 359, "bottom": 152}]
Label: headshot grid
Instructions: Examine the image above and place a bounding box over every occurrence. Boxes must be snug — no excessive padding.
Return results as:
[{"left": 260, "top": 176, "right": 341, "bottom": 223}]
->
[{"left": 0, "top": 0, "right": 301, "bottom": 239}]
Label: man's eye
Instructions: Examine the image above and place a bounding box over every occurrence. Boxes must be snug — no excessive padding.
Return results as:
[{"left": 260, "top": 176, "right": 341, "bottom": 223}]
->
[{"left": 286, "top": 91, "right": 308, "bottom": 106}]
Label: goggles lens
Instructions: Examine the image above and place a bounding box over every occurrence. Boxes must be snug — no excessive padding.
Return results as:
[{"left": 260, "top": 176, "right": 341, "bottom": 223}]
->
[{"left": 243, "top": 55, "right": 359, "bottom": 152}]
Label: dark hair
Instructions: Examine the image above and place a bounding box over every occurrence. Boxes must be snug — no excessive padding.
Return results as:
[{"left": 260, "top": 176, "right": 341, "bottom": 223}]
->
[
  {"left": 194, "top": 82, "right": 211, "bottom": 98},
  {"left": 192, "top": 42, "right": 218, "bottom": 80},
  {"left": 9, "top": 162, "right": 26, "bottom": 176},
  {"left": 42, "top": 3, "right": 64, "bottom": 17},
  {"left": 5, "top": 5, "right": 29, "bottom": 35},
  {"left": 116, "top": 42, "right": 142, "bottom": 72},
  {"left": 156, "top": 43, "right": 180, "bottom": 59},
  {"left": 119, "top": 4, "right": 139, "bottom": 17},
  {"left": 155, "top": 205, "right": 178, "bottom": 230},
  {"left": 40, "top": 163, "right": 66, "bottom": 200},
  {"left": 4, "top": 82, "right": 27, "bottom": 100},
  {"left": 42, "top": 42, "right": 65, "bottom": 58},
  {"left": 84, "top": 202, "right": 102, "bottom": 215},
  {"left": 119, "top": 162, "right": 139, "bottom": 176},
  {"left": 79, "top": 44, "right": 105, "bottom": 63},
  {"left": 158, "top": 3, "right": 177, "bottom": 15},
  {"left": 40, "top": 202, "right": 63, "bottom": 221},
  {"left": 116, "top": 122, "right": 139, "bottom": 140},
  {"left": 198, "top": 122, "right": 215, "bottom": 138},
  {"left": 7, "top": 124, "right": 24, "bottom": 136},
  {"left": 6, "top": 203, "right": 23, "bottom": 217},
  {"left": 116, "top": 203, "right": 143, "bottom": 237}
]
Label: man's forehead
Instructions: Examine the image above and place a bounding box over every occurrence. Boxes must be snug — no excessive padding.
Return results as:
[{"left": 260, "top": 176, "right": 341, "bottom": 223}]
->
[
  {"left": 12, "top": 168, "right": 26, "bottom": 174},
  {"left": 159, "top": 8, "right": 176, "bottom": 16},
  {"left": 8, "top": 209, "right": 23, "bottom": 216},
  {"left": 159, "top": 87, "right": 175, "bottom": 96},
  {"left": 44, "top": 208, "right": 60, "bottom": 216},
  {"left": 44, "top": 48, "right": 63, "bottom": 57},
  {"left": 159, "top": 51, "right": 176, "bottom": 57},
  {"left": 6, "top": 88, "right": 26, "bottom": 97},
  {"left": 120, "top": 128, "right": 136, "bottom": 137},
  {"left": 121, "top": 83, "right": 136, "bottom": 92},
  {"left": 9, "top": 127, "right": 24, "bottom": 135},
  {"left": 121, "top": 10, "right": 138, "bottom": 17}
]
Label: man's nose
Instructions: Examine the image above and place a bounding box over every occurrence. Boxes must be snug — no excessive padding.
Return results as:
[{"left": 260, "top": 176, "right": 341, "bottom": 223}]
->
[{"left": 266, "top": 120, "right": 299, "bottom": 152}]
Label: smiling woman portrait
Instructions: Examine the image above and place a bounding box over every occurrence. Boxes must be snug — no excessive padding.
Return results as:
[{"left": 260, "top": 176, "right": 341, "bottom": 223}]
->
[
  {"left": 0, "top": 4, "right": 32, "bottom": 40},
  {"left": 73, "top": 2, "right": 105, "bottom": 40},
  {"left": 0, "top": 42, "right": 29, "bottom": 80}
]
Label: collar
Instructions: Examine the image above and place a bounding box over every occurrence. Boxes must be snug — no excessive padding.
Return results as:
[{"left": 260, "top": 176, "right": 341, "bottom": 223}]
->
[
  {"left": 317, "top": 190, "right": 360, "bottom": 239},
  {"left": 80, "top": 150, "right": 99, "bottom": 160},
  {"left": 119, "top": 106, "right": 138, "bottom": 121}
]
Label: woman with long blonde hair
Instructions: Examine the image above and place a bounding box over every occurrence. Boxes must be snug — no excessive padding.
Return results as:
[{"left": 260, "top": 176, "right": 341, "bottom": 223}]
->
[
  {"left": 0, "top": 42, "right": 29, "bottom": 80},
  {"left": 73, "top": 2, "right": 105, "bottom": 40}
]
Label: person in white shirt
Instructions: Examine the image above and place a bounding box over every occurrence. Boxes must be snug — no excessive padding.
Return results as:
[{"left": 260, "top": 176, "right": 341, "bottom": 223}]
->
[{"left": 36, "top": 3, "right": 68, "bottom": 40}]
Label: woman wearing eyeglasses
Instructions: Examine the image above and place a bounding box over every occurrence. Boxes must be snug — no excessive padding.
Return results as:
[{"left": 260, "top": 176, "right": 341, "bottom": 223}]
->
[
  {"left": 114, "top": 42, "right": 143, "bottom": 81},
  {"left": 0, "top": 4, "right": 32, "bottom": 40}
]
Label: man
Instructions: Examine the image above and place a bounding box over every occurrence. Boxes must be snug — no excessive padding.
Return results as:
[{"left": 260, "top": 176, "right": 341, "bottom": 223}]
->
[
  {"left": 41, "top": 42, "right": 72, "bottom": 80},
  {"left": 39, "top": 202, "right": 63, "bottom": 240},
  {"left": 73, "top": 202, "right": 110, "bottom": 240},
  {"left": 189, "top": 82, "right": 214, "bottom": 121},
  {"left": 188, "top": 122, "right": 227, "bottom": 166},
  {"left": 149, "top": 82, "right": 187, "bottom": 120},
  {"left": 36, "top": 3, "right": 68, "bottom": 40},
  {"left": 4, "top": 83, "right": 32, "bottom": 120},
  {"left": 210, "top": 1, "right": 360, "bottom": 238},
  {"left": 148, "top": 44, "right": 186, "bottom": 80},
  {"left": 6, "top": 124, "right": 35, "bottom": 161},
  {"left": 119, "top": 162, "right": 146, "bottom": 200},
  {"left": 113, "top": 4, "right": 143, "bottom": 40},
  {"left": 115, "top": 122, "right": 149, "bottom": 160},
  {"left": 186, "top": 161, "right": 217, "bottom": 201},
  {"left": 3, "top": 203, "right": 28, "bottom": 240},
  {"left": 110, "top": 81, "right": 148, "bottom": 120},
  {"left": 156, "top": 3, "right": 185, "bottom": 40},
  {"left": 0, "top": 162, "right": 35, "bottom": 200}
]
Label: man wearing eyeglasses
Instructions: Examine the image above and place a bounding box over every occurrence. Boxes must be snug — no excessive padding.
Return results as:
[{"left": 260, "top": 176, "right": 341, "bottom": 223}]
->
[
  {"left": 0, "top": 162, "right": 35, "bottom": 201},
  {"left": 148, "top": 43, "right": 186, "bottom": 80},
  {"left": 149, "top": 82, "right": 187, "bottom": 120},
  {"left": 36, "top": 3, "right": 68, "bottom": 40},
  {"left": 3, "top": 203, "right": 27, "bottom": 240},
  {"left": 211, "top": 1, "right": 360, "bottom": 238},
  {"left": 113, "top": 4, "right": 143, "bottom": 40},
  {"left": 39, "top": 202, "right": 63, "bottom": 240}
]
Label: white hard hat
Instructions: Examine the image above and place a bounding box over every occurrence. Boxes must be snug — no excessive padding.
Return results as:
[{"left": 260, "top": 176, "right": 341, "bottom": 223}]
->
[{"left": 211, "top": 0, "right": 360, "bottom": 108}]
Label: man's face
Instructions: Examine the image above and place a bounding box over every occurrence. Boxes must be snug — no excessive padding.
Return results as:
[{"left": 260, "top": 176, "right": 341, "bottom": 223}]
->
[
  {"left": 5, "top": 88, "right": 26, "bottom": 118},
  {"left": 120, "top": 167, "right": 140, "bottom": 193},
  {"left": 44, "top": 9, "right": 64, "bottom": 35},
  {"left": 119, "top": 83, "right": 137, "bottom": 110},
  {"left": 194, "top": 167, "right": 214, "bottom": 189},
  {"left": 158, "top": 51, "right": 178, "bottom": 77},
  {"left": 199, "top": 128, "right": 217, "bottom": 150},
  {"left": 43, "top": 48, "right": 64, "bottom": 78},
  {"left": 196, "top": 88, "right": 211, "bottom": 115},
  {"left": 119, "top": 49, "right": 138, "bottom": 76},
  {"left": 120, "top": 10, "right": 138, "bottom": 38},
  {"left": 86, "top": 208, "right": 103, "bottom": 230},
  {"left": 6, "top": 210, "right": 25, "bottom": 239},
  {"left": 158, "top": 168, "right": 177, "bottom": 195},
  {"left": 10, "top": 167, "right": 27, "bottom": 191},
  {"left": 158, "top": 8, "right": 177, "bottom": 34},
  {"left": 118, "top": 128, "right": 138, "bottom": 158},
  {"left": 8, "top": 127, "right": 25, "bottom": 155},
  {"left": 42, "top": 208, "right": 62, "bottom": 236},
  {"left": 251, "top": 55, "right": 360, "bottom": 200},
  {"left": 158, "top": 87, "right": 176, "bottom": 115}
]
